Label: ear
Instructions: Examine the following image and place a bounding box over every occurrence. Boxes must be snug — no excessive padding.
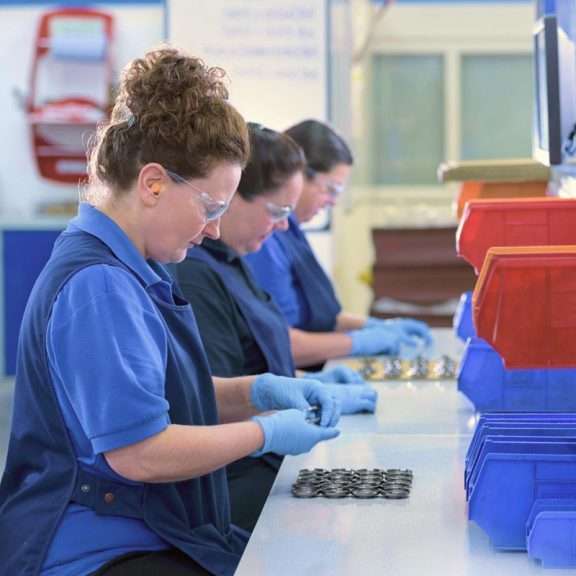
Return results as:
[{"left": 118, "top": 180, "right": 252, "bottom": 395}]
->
[{"left": 137, "top": 163, "right": 166, "bottom": 206}]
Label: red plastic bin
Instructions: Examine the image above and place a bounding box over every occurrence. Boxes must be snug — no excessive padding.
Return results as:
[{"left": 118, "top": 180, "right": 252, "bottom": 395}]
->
[
  {"left": 455, "top": 181, "right": 547, "bottom": 220},
  {"left": 457, "top": 197, "right": 576, "bottom": 274},
  {"left": 473, "top": 246, "right": 576, "bottom": 369}
]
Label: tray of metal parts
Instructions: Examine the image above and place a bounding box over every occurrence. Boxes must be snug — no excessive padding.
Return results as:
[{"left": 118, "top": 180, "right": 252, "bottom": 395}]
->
[
  {"left": 291, "top": 468, "right": 413, "bottom": 499},
  {"left": 346, "top": 355, "right": 457, "bottom": 381}
]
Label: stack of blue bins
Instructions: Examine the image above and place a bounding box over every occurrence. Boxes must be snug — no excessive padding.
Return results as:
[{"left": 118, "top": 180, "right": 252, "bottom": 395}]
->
[
  {"left": 465, "top": 413, "right": 576, "bottom": 568},
  {"left": 456, "top": 291, "right": 576, "bottom": 566},
  {"left": 453, "top": 291, "right": 475, "bottom": 342},
  {"left": 453, "top": 291, "right": 576, "bottom": 411}
]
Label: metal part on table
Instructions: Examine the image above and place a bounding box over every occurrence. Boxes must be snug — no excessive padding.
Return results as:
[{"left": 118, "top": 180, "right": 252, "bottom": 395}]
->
[
  {"left": 305, "top": 406, "right": 321, "bottom": 425},
  {"left": 291, "top": 468, "right": 414, "bottom": 499},
  {"left": 353, "top": 355, "right": 457, "bottom": 382}
]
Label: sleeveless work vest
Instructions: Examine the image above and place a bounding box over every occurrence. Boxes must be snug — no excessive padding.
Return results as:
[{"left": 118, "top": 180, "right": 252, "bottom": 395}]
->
[
  {"left": 183, "top": 242, "right": 295, "bottom": 378},
  {"left": 276, "top": 216, "right": 341, "bottom": 332},
  {"left": 0, "top": 230, "right": 247, "bottom": 576}
]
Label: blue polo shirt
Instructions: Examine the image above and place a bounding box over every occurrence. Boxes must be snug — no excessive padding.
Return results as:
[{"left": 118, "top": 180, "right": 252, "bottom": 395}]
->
[
  {"left": 42, "top": 204, "right": 171, "bottom": 575},
  {"left": 244, "top": 217, "right": 306, "bottom": 328}
]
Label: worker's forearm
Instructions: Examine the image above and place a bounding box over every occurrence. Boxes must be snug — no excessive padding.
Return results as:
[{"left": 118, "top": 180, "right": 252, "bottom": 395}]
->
[
  {"left": 105, "top": 421, "right": 263, "bottom": 483},
  {"left": 212, "top": 375, "right": 258, "bottom": 423},
  {"left": 335, "top": 312, "right": 367, "bottom": 332},
  {"left": 290, "top": 328, "right": 353, "bottom": 368}
]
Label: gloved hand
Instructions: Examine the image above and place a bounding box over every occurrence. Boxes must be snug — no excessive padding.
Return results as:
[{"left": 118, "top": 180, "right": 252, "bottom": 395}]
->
[
  {"left": 251, "top": 373, "right": 341, "bottom": 427},
  {"left": 251, "top": 409, "right": 340, "bottom": 456},
  {"left": 323, "top": 384, "right": 378, "bottom": 414},
  {"left": 364, "top": 316, "right": 433, "bottom": 347},
  {"left": 348, "top": 326, "right": 417, "bottom": 357},
  {"left": 302, "top": 365, "right": 365, "bottom": 385}
]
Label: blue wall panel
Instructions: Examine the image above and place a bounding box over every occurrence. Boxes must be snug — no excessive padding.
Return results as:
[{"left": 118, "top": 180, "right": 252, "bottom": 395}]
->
[{"left": 4, "top": 230, "right": 62, "bottom": 375}]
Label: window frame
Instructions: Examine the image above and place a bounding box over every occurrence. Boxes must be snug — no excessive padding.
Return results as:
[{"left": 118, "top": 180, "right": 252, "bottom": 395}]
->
[{"left": 353, "top": 2, "right": 533, "bottom": 202}]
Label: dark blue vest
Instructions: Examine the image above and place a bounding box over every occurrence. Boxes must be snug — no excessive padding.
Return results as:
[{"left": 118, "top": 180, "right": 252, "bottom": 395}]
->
[
  {"left": 277, "top": 217, "right": 342, "bottom": 332},
  {"left": 0, "top": 230, "right": 247, "bottom": 576},
  {"left": 184, "top": 243, "right": 295, "bottom": 378}
]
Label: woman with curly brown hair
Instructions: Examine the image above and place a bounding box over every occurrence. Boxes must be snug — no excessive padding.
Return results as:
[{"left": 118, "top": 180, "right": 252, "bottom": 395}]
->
[{"left": 0, "top": 48, "right": 341, "bottom": 576}]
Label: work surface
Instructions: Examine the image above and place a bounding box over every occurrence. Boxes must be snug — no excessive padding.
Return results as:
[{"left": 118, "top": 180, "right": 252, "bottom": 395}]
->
[{"left": 235, "top": 329, "right": 572, "bottom": 575}]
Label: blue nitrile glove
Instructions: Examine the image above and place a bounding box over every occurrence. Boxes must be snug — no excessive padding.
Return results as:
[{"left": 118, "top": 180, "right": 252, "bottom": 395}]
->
[
  {"left": 251, "top": 373, "right": 341, "bottom": 427},
  {"left": 365, "top": 317, "right": 433, "bottom": 348},
  {"left": 302, "top": 365, "right": 365, "bottom": 385},
  {"left": 322, "top": 384, "right": 378, "bottom": 414},
  {"left": 251, "top": 409, "right": 340, "bottom": 456},
  {"left": 348, "top": 326, "right": 417, "bottom": 357}
]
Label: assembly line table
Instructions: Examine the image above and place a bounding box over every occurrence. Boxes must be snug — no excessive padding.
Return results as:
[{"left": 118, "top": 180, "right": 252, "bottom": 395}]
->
[{"left": 234, "top": 329, "right": 572, "bottom": 575}]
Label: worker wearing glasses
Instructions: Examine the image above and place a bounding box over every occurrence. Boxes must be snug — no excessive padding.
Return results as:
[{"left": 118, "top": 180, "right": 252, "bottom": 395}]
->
[
  {"left": 245, "top": 119, "right": 433, "bottom": 371},
  {"left": 0, "top": 51, "right": 343, "bottom": 576},
  {"left": 172, "top": 124, "right": 378, "bottom": 533}
]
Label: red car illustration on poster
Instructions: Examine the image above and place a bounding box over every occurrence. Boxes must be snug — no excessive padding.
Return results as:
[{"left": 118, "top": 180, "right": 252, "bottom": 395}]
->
[{"left": 27, "top": 8, "right": 114, "bottom": 184}]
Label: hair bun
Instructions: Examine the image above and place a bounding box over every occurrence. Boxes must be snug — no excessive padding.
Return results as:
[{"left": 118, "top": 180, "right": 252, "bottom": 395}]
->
[{"left": 114, "top": 46, "right": 229, "bottom": 144}]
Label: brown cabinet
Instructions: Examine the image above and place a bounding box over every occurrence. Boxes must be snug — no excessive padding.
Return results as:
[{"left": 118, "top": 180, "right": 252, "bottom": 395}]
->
[{"left": 370, "top": 227, "right": 476, "bottom": 326}]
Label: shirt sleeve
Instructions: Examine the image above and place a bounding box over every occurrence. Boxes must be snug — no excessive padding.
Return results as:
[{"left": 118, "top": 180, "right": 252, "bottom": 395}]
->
[
  {"left": 175, "top": 259, "right": 248, "bottom": 378},
  {"left": 244, "top": 236, "right": 302, "bottom": 326},
  {"left": 47, "top": 265, "right": 170, "bottom": 454}
]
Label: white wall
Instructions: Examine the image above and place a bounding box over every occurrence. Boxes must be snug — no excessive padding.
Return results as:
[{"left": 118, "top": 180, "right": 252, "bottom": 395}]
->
[
  {"left": 0, "top": 4, "right": 164, "bottom": 218},
  {"left": 336, "top": 1, "right": 535, "bottom": 314}
]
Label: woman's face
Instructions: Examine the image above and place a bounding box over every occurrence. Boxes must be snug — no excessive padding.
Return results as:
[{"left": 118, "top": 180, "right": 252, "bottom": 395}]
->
[
  {"left": 144, "top": 161, "right": 242, "bottom": 263},
  {"left": 221, "top": 170, "right": 304, "bottom": 255},
  {"left": 295, "top": 163, "right": 351, "bottom": 223}
]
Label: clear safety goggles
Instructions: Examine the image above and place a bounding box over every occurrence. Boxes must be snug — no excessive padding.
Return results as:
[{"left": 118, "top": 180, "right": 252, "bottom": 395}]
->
[
  {"left": 265, "top": 201, "right": 293, "bottom": 223},
  {"left": 304, "top": 167, "right": 345, "bottom": 199},
  {"left": 165, "top": 169, "right": 229, "bottom": 222}
]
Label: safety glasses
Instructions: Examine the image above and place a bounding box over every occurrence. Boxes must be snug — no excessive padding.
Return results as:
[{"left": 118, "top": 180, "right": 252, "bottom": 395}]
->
[
  {"left": 304, "top": 167, "right": 345, "bottom": 199},
  {"left": 165, "top": 169, "right": 229, "bottom": 222},
  {"left": 265, "top": 201, "right": 293, "bottom": 223}
]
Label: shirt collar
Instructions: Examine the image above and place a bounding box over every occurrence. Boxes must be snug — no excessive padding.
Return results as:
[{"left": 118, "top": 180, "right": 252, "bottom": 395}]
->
[
  {"left": 69, "top": 203, "right": 165, "bottom": 289},
  {"left": 201, "top": 238, "right": 239, "bottom": 264},
  {"left": 288, "top": 213, "right": 300, "bottom": 227}
]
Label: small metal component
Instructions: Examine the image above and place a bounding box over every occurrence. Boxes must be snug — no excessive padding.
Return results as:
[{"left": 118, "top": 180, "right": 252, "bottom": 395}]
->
[
  {"left": 305, "top": 406, "right": 321, "bottom": 425},
  {"left": 293, "top": 468, "right": 413, "bottom": 500},
  {"left": 292, "top": 485, "right": 319, "bottom": 498},
  {"left": 322, "top": 487, "right": 350, "bottom": 498},
  {"left": 382, "top": 357, "right": 403, "bottom": 379},
  {"left": 385, "top": 468, "right": 413, "bottom": 477},
  {"left": 356, "top": 468, "right": 383, "bottom": 476},
  {"left": 352, "top": 487, "right": 379, "bottom": 499},
  {"left": 429, "top": 355, "right": 457, "bottom": 379},
  {"left": 384, "top": 481, "right": 412, "bottom": 490},
  {"left": 403, "top": 356, "right": 429, "bottom": 380},
  {"left": 380, "top": 489, "right": 411, "bottom": 500},
  {"left": 358, "top": 358, "right": 377, "bottom": 380}
]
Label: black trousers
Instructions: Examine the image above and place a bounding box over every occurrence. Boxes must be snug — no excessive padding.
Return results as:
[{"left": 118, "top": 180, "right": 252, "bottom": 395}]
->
[
  {"left": 227, "top": 455, "right": 281, "bottom": 532},
  {"left": 90, "top": 549, "right": 212, "bottom": 575}
]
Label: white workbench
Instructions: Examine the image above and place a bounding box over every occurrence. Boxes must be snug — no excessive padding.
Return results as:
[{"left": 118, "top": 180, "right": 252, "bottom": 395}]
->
[{"left": 234, "top": 329, "right": 572, "bottom": 575}]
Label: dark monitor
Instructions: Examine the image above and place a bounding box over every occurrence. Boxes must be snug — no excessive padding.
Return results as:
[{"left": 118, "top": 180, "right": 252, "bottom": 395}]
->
[{"left": 533, "top": 14, "right": 562, "bottom": 165}]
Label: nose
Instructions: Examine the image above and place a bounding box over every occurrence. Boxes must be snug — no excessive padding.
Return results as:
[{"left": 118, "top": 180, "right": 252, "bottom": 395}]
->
[
  {"left": 325, "top": 194, "right": 337, "bottom": 208},
  {"left": 203, "top": 218, "right": 221, "bottom": 240},
  {"left": 274, "top": 218, "right": 289, "bottom": 232}
]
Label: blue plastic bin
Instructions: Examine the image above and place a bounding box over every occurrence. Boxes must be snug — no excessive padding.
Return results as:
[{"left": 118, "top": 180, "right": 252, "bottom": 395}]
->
[
  {"left": 466, "top": 417, "right": 576, "bottom": 469},
  {"left": 527, "top": 505, "right": 576, "bottom": 568},
  {"left": 458, "top": 337, "right": 576, "bottom": 411},
  {"left": 466, "top": 416, "right": 576, "bottom": 492},
  {"left": 453, "top": 291, "right": 476, "bottom": 342},
  {"left": 465, "top": 427, "right": 576, "bottom": 497},
  {"left": 468, "top": 441, "right": 576, "bottom": 549}
]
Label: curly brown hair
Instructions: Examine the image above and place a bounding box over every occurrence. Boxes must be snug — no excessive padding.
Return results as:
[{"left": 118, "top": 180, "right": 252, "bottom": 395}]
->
[{"left": 88, "top": 46, "right": 250, "bottom": 192}]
